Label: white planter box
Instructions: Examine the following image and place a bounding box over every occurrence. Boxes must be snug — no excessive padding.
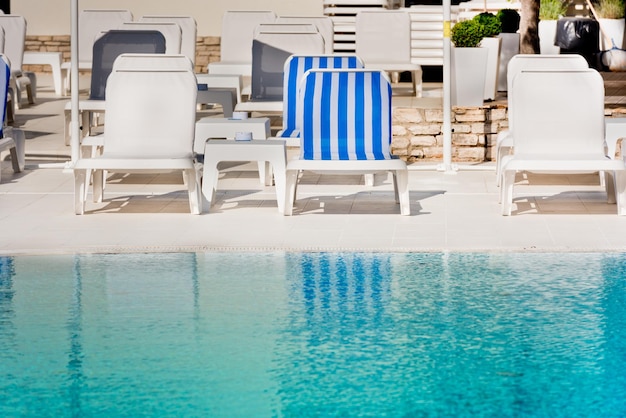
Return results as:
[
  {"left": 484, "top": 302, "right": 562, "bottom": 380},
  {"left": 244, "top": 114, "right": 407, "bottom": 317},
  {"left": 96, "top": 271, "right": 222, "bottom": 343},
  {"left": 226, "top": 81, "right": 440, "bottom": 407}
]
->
[
  {"left": 598, "top": 18, "right": 625, "bottom": 50},
  {"left": 497, "top": 33, "right": 520, "bottom": 92},
  {"left": 479, "top": 36, "right": 501, "bottom": 100},
  {"left": 451, "top": 46, "right": 488, "bottom": 107},
  {"left": 539, "top": 20, "right": 559, "bottom": 54}
]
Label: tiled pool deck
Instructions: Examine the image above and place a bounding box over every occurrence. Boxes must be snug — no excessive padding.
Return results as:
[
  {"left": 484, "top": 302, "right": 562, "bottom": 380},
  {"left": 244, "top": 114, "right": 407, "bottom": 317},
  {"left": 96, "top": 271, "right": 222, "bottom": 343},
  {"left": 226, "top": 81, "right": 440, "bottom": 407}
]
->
[{"left": 2, "top": 73, "right": 626, "bottom": 255}]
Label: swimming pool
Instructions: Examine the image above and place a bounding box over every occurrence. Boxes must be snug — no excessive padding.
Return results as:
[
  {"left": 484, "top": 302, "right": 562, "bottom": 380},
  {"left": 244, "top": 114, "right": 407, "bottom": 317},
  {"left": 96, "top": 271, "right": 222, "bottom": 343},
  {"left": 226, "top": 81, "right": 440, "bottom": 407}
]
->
[{"left": 1, "top": 252, "right": 625, "bottom": 417}]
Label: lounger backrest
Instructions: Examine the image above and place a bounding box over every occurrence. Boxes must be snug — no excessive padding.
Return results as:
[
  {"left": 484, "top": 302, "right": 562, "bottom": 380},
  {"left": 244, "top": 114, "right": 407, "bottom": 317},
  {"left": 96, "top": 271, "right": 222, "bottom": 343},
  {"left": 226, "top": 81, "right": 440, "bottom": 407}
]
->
[
  {"left": 511, "top": 69, "right": 605, "bottom": 156},
  {"left": 0, "top": 15, "right": 26, "bottom": 71},
  {"left": 220, "top": 11, "right": 276, "bottom": 62},
  {"left": 276, "top": 16, "right": 334, "bottom": 54},
  {"left": 121, "top": 22, "right": 182, "bottom": 55},
  {"left": 0, "top": 54, "right": 9, "bottom": 133},
  {"left": 90, "top": 30, "right": 166, "bottom": 101},
  {"left": 355, "top": 10, "right": 412, "bottom": 65},
  {"left": 112, "top": 54, "right": 193, "bottom": 72},
  {"left": 139, "top": 16, "right": 197, "bottom": 65},
  {"left": 104, "top": 66, "right": 197, "bottom": 156},
  {"left": 79, "top": 10, "right": 132, "bottom": 64},
  {"left": 254, "top": 23, "right": 318, "bottom": 37},
  {"left": 506, "top": 54, "right": 589, "bottom": 132},
  {"left": 299, "top": 69, "right": 392, "bottom": 161},
  {"left": 280, "top": 54, "right": 364, "bottom": 138},
  {"left": 249, "top": 32, "right": 325, "bottom": 101}
]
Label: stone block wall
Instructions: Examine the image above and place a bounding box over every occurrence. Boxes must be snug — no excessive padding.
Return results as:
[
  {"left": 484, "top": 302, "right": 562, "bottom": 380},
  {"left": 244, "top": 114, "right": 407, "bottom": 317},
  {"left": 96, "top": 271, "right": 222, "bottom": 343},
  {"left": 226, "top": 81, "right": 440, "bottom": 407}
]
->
[
  {"left": 24, "top": 35, "right": 222, "bottom": 74},
  {"left": 391, "top": 104, "right": 508, "bottom": 163}
]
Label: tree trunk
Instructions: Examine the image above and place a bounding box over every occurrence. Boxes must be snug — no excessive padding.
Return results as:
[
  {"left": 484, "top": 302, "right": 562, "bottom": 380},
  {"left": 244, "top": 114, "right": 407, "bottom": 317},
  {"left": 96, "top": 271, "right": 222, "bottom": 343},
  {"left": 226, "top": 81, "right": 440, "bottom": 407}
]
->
[{"left": 520, "top": 0, "right": 540, "bottom": 53}]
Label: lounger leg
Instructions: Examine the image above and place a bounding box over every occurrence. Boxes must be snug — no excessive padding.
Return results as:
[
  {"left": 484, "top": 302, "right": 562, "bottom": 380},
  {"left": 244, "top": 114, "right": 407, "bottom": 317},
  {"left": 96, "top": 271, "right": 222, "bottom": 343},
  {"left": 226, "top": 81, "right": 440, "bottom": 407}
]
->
[
  {"left": 364, "top": 173, "right": 374, "bottom": 186},
  {"left": 200, "top": 157, "right": 220, "bottom": 213},
  {"left": 395, "top": 170, "right": 410, "bottom": 215},
  {"left": 184, "top": 169, "right": 201, "bottom": 215},
  {"left": 605, "top": 171, "right": 617, "bottom": 204},
  {"left": 92, "top": 170, "right": 104, "bottom": 203},
  {"left": 501, "top": 170, "right": 516, "bottom": 216},
  {"left": 616, "top": 171, "right": 626, "bottom": 215},
  {"left": 284, "top": 169, "right": 299, "bottom": 216},
  {"left": 74, "top": 169, "right": 87, "bottom": 215},
  {"left": 392, "top": 172, "right": 399, "bottom": 203}
]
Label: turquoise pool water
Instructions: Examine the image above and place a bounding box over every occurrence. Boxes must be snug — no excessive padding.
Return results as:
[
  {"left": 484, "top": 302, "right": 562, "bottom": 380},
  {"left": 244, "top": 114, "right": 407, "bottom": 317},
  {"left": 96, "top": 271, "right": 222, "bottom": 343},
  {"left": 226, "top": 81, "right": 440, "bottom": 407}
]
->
[{"left": 1, "top": 252, "right": 625, "bottom": 417}]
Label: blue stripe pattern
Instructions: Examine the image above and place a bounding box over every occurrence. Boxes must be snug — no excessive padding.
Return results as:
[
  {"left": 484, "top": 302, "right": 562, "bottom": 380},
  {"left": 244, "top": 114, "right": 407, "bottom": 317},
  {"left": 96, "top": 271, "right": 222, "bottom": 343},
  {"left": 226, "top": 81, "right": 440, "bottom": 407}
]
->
[
  {"left": 0, "top": 58, "right": 9, "bottom": 136},
  {"left": 300, "top": 69, "right": 392, "bottom": 161},
  {"left": 280, "top": 55, "right": 362, "bottom": 138}
]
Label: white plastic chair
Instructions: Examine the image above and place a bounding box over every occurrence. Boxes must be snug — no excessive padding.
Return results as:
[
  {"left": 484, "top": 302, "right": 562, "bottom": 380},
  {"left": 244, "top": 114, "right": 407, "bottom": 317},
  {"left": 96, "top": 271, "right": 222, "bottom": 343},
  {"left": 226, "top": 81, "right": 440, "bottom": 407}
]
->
[
  {"left": 139, "top": 16, "right": 197, "bottom": 66},
  {"left": 207, "top": 10, "right": 277, "bottom": 95},
  {"left": 120, "top": 22, "right": 182, "bottom": 55},
  {"left": 355, "top": 10, "right": 422, "bottom": 97},
  {"left": 276, "top": 16, "right": 335, "bottom": 54},
  {"left": 234, "top": 30, "right": 326, "bottom": 114},
  {"left": 60, "top": 9, "right": 132, "bottom": 95},
  {"left": 74, "top": 57, "right": 202, "bottom": 215},
  {"left": 500, "top": 69, "right": 626, "bottom": 216},
  {"left": 495, "top": 54, "right": 589, "bottom": 185},
  {"left": 0, "top": 54, "right": 24, "bottom": 182},
  {"left": 0, "top": 15, "right": 35, "bottom": 110}
]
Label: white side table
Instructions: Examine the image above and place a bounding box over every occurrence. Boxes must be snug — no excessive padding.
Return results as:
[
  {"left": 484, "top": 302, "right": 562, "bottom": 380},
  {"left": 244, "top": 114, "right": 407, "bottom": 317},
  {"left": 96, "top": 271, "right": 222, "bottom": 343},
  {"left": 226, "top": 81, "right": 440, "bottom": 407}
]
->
[
  {"left": 202, "top": 139, "right": 287, "bottom": 213},
  {"left": 194, "top": 117, "right": 272, "bottom": 184},
  {"left": 23, "top": 52, "right": 63, "bottom": 96},
  {"left": 605, "top": 118, "right": 626, "bottom": 159}
]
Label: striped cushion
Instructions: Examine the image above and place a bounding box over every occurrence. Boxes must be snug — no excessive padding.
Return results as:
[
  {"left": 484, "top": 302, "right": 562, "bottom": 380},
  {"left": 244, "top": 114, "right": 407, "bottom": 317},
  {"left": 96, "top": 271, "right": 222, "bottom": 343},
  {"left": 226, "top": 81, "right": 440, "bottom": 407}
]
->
[
  {"left": 280, "top": 54, "right": 363, "bottom": 138},
  {"left": 299, "top": 69, "right": 392, "bottom": 161}
]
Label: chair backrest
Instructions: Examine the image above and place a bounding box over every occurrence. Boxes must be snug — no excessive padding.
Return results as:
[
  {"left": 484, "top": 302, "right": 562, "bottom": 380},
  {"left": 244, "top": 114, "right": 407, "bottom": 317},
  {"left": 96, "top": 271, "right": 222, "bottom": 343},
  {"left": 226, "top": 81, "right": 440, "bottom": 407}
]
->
[
  {"left": 355, "top": 10, "right": 412, "bottom": 65},
  {"left": 281, "top": 54, "right": 364, "bottom": 137},
  {"left": 276, "top": 16, "right": 334, "bottom": 54},
  {"left": 220, "top": 10, "right": 276, "bottom": 62},
  {"left": 506, "top": 54, "right": 589, "bottom": 132},
  {"left": 298, "top": 69, "right": 392, "bottom": 161},
  {"left": 254, "top": 23, "right": 319, "bottom": 37},
  {"left": 511, "top": 69, "right": 605, "bottom": 156},
  {"left": 250, "top": 32, "right": 325, "bottom": 101},
  {"left": 139, "top": 16, "right": 197, "bottom": 65},
  {"left": 0, "top": 54, "right": 9, "bottom": 133},
  {"left": 121, "top": 22, "right": 182, "bottom": 55},
  {"left": 78, "top": 10, "right": 133, "bottom": 64},
  {"left": 0, "top": 15, "right": 26, "bottom": 71},
  {"left": 104, "top": 65, "right": 197, "bottom": 157},
  {"left": 506, "top": 54, "right": 589, "bottom": 95},
  {"left": 90, "top": 30, "right": 166, "bottom": 101},
  {"left": 113, "top": 53, "right": 193, "bottom": 72}
]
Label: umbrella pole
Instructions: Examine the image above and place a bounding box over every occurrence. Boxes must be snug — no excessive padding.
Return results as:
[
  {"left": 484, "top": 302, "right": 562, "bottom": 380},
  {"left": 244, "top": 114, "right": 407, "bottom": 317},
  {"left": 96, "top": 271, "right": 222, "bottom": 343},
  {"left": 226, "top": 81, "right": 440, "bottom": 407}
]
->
[{"left": 69, "top": 0, "right": 80, "bottom": 166}]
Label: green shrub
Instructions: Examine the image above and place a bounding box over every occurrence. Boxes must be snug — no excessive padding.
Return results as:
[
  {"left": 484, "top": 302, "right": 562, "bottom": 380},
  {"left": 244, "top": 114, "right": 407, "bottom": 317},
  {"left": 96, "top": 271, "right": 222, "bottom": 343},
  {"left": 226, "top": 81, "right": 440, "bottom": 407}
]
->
[
  {"left": 473, "top": 12, "right": 502, "bottom": 37},
  {"left": 596, "top": 0, "right": 625, "bottom": 18},
  {"left": 539, "top": 0, "right": 567, "bottom": 20},
  {"left": 451, "top": 19, "right": 485, "bottom": 47},
  {"left": 497, "top": 9, "right": 521, "bottom": 33}
]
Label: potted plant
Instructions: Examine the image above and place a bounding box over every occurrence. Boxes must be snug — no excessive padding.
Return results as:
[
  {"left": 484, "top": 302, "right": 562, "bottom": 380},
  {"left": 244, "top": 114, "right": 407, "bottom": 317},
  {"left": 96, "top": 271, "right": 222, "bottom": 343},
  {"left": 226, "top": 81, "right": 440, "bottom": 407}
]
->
[
  {"left": 595, "top": 0, "right": 625, "bottom": 50},
  {"left": 475, "top": 12, "right": 502, "bottom": 100},
  {"left": 450, "top": 18, "right": 489, "bottom": 106},
  {"left": 539, "top": 0, "right": 567, "bottom": 54},
  {"left": 496, "top": 9, "right": 521, "bottom": 92}
]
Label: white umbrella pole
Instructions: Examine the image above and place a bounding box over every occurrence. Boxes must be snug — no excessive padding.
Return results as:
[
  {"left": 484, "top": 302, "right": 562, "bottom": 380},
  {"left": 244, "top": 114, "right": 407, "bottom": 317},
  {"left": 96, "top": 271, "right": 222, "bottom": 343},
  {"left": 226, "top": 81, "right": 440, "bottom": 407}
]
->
[
  {"left": 440, "top": 0, "right": 455, "bottom": 173},
  {"left": 69, "top": 0, "right": 80, "bottom": 165}
]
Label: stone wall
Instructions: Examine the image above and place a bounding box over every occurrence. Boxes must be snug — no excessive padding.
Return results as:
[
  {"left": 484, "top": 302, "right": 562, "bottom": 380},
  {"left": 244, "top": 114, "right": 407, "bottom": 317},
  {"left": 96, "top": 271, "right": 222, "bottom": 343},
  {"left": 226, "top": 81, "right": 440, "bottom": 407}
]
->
[
  {"left": 23, "top": 35, "right": 222, "bottom": 73},
  {"left": 392, "top": 104, "right": 508, "bottom": 162}
]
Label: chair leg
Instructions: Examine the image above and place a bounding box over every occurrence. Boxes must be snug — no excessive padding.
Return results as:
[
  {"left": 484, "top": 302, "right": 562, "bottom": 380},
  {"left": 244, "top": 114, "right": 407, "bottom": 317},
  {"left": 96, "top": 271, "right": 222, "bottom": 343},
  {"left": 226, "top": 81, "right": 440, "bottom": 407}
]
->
[
  {"left": 501, "top": 170, "right": 516, "bottom": 216},
  {"left": 74, "top": 169, "right": 87, "bottom": 215},
  {"left": 395, "top": 170, "right": 410, "bottom": 215},
  {"left": 184, "top": 169, "right": 201, "bottom": 215},
  {"left": 284, "top": 169, "right": 299, "bottom": 216},
  {"left": 605, "top": 170, "right": 617, "bottom": 204},
  {"left": 92, "top": 170, "right": 104, "bottom": 203},
  {"left": 616, "top": 171, "right": 626, "bottom": 215}
]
